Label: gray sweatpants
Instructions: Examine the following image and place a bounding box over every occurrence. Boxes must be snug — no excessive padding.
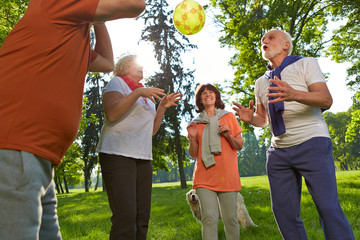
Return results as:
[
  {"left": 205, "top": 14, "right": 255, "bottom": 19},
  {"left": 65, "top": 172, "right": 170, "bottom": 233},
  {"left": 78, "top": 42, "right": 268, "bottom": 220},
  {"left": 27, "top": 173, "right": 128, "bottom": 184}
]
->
[{"left": 0, "top": 149, "right": 61, "bottom": 240}]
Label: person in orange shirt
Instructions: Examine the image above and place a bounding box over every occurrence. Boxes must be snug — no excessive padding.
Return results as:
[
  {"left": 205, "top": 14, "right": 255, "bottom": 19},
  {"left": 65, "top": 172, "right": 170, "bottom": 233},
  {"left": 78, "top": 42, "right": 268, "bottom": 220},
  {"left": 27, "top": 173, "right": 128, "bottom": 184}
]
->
[
  {"left": 0, "top": 0, "right": 145, "bottom": 239},
  {"left": 187, "top": 83, "right": 244, "bottom": 240}
]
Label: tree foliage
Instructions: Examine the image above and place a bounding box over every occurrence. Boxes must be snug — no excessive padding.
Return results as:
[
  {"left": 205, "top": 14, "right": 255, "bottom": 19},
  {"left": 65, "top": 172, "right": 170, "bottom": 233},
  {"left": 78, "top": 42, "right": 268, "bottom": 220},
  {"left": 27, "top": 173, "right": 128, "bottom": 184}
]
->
[
  {"left": 2, "top": 0, "right": 358, "bottom": 187},
  {"left": 55, "top": 141, "right": 84, "bottom": 194},
  {"left": 55, "top": 97, "right": 95, "bottom": 193},
  {"left": 327, "top": 0, "right": 360, "bottom": 90},
  {"left": 140, "top": 0, "right": 198, "bottom": 188},
  {"left": 209, "top": 0, "right": 360, "bottom": 129},
  {"left": 238, "top": 132, "right": 268, "bottom": 177},
  {"left": 0, "top": 0, "right": 29, "bottom": 45},
  {"left": 81, "top": 73, "right": 106, "bottom": 192},
  {"left": 324, "top": 108, "right": 360, "bottom": 170}
]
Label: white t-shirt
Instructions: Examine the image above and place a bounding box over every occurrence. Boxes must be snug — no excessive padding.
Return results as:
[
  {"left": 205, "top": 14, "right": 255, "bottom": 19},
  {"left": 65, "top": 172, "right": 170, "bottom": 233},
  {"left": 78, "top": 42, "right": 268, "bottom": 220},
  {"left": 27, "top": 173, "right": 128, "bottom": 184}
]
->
[
  {"left": 255, "top": 57, "right": 330, "bottom": 148},
  {"left": 97, "top": 76, "right": 156, "bottom": 160}
]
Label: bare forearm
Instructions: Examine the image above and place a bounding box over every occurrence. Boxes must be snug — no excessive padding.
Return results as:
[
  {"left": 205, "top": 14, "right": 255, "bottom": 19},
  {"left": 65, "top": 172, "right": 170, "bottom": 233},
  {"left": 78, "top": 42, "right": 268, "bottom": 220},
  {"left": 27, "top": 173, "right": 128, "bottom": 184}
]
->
[
  {"left": 224, "top": 134, "right": 243, "bottom": 150},
  {"left": 249, "top": 114, "right": 268, "bottom": 128},
  {"left": 153, "top": 105, "right": 166, "bottom": 135},
  {"left": 188, "top": 137, "right": 199, "bottom": 158},
  {"left": 93, "top": 0, "right": 146, "bottom": 23},
  {"left": 292, "top": 89, "right": 333, "bottom": 109},
  {"left": 88, "top": 23, "right": 114, "bottom": 72},
  {"left": 94, "top": 24, "right": 113, "bottom": 62}
]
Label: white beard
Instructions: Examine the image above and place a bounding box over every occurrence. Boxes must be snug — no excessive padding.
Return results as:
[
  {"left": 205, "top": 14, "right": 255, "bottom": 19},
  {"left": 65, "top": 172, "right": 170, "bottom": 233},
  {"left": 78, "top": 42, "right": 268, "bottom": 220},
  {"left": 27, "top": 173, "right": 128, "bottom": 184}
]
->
[{"left": 262, "top": 44, "right": 284, "bottom": 61}]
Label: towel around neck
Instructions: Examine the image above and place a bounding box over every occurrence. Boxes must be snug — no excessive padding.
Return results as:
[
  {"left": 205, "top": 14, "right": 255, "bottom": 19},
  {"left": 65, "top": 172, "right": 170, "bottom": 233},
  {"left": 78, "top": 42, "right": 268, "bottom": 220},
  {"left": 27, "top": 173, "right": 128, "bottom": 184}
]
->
[{"left": 192, "top": 108, "right": 230, "bottom": 168}]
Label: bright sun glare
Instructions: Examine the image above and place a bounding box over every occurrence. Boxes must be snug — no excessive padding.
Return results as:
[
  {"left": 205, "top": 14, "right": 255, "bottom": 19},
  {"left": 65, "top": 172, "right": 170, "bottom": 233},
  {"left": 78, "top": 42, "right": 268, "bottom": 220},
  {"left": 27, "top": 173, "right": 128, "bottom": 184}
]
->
[{"left": 134, "top": 44, "right": 160, "bottom": 77}]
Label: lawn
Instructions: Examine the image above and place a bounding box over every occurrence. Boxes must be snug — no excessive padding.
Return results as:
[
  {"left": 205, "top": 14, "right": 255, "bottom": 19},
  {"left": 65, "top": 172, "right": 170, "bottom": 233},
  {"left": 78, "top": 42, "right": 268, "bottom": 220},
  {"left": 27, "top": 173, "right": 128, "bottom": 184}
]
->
[{"left": 57, "top": 170, "right": 360, "bottom": 239}]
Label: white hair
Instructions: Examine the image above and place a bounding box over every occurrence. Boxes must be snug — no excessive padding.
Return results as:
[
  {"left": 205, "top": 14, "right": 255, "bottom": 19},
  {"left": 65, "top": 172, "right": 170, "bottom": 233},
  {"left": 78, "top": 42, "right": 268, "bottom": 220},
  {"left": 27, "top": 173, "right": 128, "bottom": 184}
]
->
[
  {"left": 266, "top": 28, "right": 293, "bottom": 55},
  {"left": 282, "top": 30, "right": 293, "bottom": 55}
]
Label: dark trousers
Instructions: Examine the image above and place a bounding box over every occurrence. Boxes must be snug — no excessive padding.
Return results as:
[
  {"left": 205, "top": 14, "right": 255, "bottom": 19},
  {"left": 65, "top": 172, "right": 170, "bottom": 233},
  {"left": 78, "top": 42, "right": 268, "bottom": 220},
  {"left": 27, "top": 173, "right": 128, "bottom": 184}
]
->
[
  {"left": 266, "top": 137, "right": 355, "bottom": 240},
  {"left": 99, "top": 153, "right": 153, "bottom": 240}
]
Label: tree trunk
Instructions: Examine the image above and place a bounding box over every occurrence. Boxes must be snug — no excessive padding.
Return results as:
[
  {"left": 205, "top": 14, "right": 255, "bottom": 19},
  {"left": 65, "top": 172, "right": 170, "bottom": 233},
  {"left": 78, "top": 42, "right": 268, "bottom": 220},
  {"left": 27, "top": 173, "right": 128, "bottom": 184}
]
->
[
  {"left": 84, "top": 170, "right": 90, "bottom": 192},
  {"left": 94, "top": 170, "right": 99, "bottom": 191},
  {"left": 174, "top": 122, "right": 187, "bottom": 189},
  {"left": 59, "top": 179, "right": 64, "bottom": 194},
  {"left": 55, "top": 177, "right": 61, "bottom": 194},
  {"left": 63, "top": 175, "right": 69, "bottom": 193}
]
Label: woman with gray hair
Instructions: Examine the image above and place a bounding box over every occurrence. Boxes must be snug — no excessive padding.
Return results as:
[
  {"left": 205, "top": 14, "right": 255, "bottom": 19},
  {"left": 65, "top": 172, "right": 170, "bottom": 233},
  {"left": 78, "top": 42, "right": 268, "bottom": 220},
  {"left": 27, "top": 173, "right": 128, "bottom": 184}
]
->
[{"left": 97, "top": 54, "right": 182, "bottom": 240}]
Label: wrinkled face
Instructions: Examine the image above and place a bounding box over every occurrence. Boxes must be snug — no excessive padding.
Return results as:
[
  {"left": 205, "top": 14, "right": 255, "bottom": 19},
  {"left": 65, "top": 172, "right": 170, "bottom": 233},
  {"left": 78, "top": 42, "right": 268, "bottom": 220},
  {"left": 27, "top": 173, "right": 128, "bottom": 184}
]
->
[
  {"left": 200, "top": 88, "right": 216, "bottom": 108},
  {"left": 261, "top": 30, "right": 288, "bottom": 61}
]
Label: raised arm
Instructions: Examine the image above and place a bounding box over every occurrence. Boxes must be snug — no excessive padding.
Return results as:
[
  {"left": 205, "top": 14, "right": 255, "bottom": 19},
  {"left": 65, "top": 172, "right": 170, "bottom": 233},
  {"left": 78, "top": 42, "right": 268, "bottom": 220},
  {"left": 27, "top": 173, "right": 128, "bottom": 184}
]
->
[
  {"left": 187, "top": 122, "right": 199, "bottom": 158},
  {"left": 153, "top": 92, "right": 182, "bottom": 135},
  {"left": 233, "top": 100, "right": 268, "bottom": 128},
  {"left": 88, "top": 23, "right": 114, "bottom": 73},
  {"left": 93, "top": 0, "right": 146, "bottom": 23},
  {"left": 103, "top": 87, "right": 165, "bottom": 122}
]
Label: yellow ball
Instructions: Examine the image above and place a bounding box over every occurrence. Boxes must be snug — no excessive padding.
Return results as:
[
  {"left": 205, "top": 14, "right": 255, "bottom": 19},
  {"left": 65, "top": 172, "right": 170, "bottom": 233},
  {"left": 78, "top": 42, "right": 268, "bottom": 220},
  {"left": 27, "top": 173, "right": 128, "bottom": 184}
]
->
[{"left": 173, "top": 0, "right": 206, "bottom": 35}]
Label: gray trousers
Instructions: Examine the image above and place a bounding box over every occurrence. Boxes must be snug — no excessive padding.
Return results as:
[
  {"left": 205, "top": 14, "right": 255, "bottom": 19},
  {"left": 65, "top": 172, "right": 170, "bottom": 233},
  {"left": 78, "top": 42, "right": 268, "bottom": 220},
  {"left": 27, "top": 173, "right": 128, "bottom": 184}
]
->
[
  {"left": 197, "top": 188, "right": 239, "bottom": 240},
  {"left": 0, "top": 149, "right": 61, "bottom": 240}
]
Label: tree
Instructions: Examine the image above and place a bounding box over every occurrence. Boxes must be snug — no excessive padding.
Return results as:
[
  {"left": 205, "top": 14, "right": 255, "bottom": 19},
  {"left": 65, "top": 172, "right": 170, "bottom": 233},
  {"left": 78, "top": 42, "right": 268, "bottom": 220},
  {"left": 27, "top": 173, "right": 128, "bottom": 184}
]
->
[
  {"left": 238, "top": 131, "right": 268, "bottom": 177},
  {"left": 81, "top": 72, "right": 106, "bottom": 192},
  {"left": 209, "top": 0, "right": 359, "bottom": 132},
  {"left": 324, "top": 111, "right": 352, "bottom": 170},
  {"left": 0, "top": 0, "right": 29, "bottom": 45},
  {"left": 324, "top": 109, "right": 359, "bottom": 170},
  {"left": 327, "top": 0, "right": 360, "bottom": 91},
  {"left": 54, "top": 97, "right": 93, "bottom": 193},
  {"left": 344, "top": 92, "right": 360, "bottom": 169},
  {"left": 346, "top": 93, "right": 360, "bottom": 144},
  {"left": 55, "top": 141, "right": 84, "bottom": 194},
  {"left": 140, "top": 0, "right": 197, "bottom": 188}
]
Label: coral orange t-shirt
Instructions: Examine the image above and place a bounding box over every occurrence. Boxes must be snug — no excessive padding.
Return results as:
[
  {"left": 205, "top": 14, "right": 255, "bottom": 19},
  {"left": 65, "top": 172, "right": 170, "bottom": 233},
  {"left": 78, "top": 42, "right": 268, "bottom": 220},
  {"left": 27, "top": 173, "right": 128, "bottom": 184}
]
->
[
  {"left": 0, "top": 0, "right": 99, "bottom": 165},
  {"left": 192, "top": 113, "right": 242, "bottom": 192}
]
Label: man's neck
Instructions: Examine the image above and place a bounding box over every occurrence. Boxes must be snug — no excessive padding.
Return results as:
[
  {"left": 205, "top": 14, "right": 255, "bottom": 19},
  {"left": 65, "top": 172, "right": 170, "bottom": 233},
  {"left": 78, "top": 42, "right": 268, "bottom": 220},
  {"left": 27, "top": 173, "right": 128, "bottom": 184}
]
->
[{"left": 268, "top": 53, "right": 288, "bottom": 69}]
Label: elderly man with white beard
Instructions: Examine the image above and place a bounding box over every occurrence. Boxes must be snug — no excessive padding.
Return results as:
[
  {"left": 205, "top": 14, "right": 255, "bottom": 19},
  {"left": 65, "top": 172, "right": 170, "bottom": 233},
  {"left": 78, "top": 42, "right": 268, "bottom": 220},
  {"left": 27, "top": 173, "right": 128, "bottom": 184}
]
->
[{"left": 233, "top": 29, "right": 355, "bottom": 240}]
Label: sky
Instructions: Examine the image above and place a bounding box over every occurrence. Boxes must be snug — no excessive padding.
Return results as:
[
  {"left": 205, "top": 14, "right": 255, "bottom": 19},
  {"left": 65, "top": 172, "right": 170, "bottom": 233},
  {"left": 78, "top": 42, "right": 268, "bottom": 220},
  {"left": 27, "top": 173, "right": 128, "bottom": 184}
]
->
[{"left": 104, "top": 2, "right": 354, "bottom": 114}]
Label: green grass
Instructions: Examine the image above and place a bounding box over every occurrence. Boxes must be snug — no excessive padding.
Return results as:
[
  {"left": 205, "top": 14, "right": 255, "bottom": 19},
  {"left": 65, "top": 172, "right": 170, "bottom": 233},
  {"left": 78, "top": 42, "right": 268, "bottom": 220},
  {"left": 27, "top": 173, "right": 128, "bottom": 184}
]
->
[{"left": 57, "top": 171, "right": 360, "bottom": 239}]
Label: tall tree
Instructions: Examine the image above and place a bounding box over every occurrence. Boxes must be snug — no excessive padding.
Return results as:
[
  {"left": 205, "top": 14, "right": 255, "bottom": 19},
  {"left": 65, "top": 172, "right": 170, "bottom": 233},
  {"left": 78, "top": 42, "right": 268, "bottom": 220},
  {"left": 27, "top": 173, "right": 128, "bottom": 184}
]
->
[
  {"left": 344, "top": 93, "right": 360, "bottom": 169},
  {"left": 324, "top": 111, "right": 352, "bottom": 170},
  {"left": 55, "top": 96, "right": 92, "bottom": 193},
  {"left": 324, "top": 109, "right": 360, "bottom": 170},
  {"left": 55, "top": 141, "right": 84, "bottom": 194},
  {"left": 209, "top": 0, "right": 359, "bottom": 126},
  {"left": 140, "top": 0, "right": 197, "bottom": 188},
  {"left": 327, "top": 0, "right": 360, "bottom": 90},
  {"left": 81, "top": 72, "right": 106, "bottom": 192},
  {"left": 238, "top": 131, "right": 268, "bottom": 177},
  {"left": 346, "top": 93, "right": 360, "bottom": 144}
]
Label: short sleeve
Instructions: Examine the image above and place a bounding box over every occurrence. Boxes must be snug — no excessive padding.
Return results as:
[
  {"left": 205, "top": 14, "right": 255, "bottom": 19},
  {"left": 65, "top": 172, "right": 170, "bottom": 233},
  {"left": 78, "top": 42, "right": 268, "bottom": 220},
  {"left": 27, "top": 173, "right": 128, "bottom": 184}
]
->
[
  {"left": 41, "top": 0, "right": 100, "bottom": 24},
  {"left": 304, "top": 57, "right": 325, "bottom": 86},
  {"left": 103, "top": 77, "right": 128, "bottom": 95},
  {"left": 222, "top": 113, "right": 242, "bottom": 137}
]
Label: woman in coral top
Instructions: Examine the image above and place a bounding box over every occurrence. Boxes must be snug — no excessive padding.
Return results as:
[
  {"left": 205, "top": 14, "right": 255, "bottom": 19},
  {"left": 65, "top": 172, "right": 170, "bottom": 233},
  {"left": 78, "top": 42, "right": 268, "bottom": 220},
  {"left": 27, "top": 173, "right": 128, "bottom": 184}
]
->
[{"left": 187, "top": 83, "right": 244, "bottom": 240}]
